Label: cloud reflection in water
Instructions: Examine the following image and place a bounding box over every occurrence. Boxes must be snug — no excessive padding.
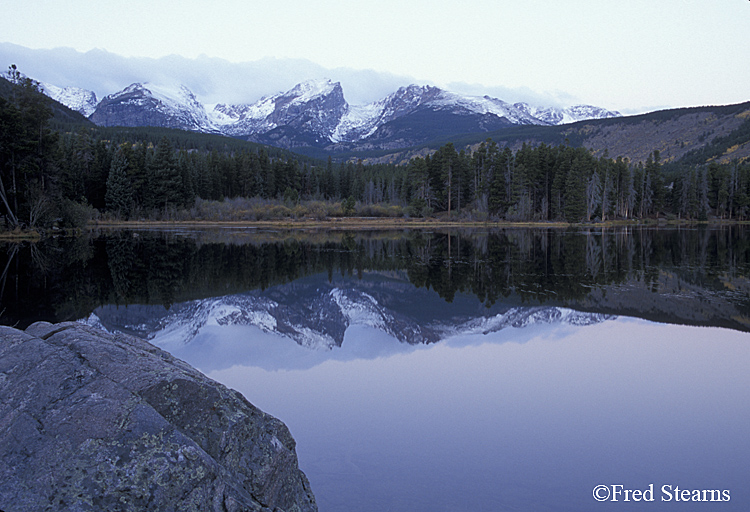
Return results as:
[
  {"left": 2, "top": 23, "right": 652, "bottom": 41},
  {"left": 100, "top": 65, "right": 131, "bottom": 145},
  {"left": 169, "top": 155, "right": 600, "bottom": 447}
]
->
[{"left": 166, "top": 317, "right": 750, "bottom": 511}]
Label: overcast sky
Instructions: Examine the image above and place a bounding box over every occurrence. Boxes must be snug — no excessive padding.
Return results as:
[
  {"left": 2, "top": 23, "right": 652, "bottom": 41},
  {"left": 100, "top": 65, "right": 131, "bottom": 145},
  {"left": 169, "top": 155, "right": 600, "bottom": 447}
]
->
[{"left": 2, "top": 0, "right": 749, "bottom": 112}]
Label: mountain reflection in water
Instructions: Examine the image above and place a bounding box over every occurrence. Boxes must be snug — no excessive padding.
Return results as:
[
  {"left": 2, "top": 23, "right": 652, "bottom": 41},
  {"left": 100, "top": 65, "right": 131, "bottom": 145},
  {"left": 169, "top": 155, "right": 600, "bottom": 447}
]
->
[
  {"left": 3, "top": 225, "right": 750, "bottom": 331},
  {"left": 2, "top": 226, "right": 750, "bottom": 510}
]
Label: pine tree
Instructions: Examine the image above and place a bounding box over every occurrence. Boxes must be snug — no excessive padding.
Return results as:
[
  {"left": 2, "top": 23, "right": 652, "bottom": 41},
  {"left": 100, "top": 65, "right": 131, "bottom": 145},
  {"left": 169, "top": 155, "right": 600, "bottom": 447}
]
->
[
  {"left": 105, "top": 150, "right": 133, "bottom": 218},
  {"left": 645, "top": 151, "right": 663, "bottom": 216},
  {"left": 442, "top": 146, "right": 455, "bottom": 215},
  {"left": 551, "top": 147, "right": 573, "bottom": 220},
  {"left": 488, "top": 148, "right": 510, "bottom": 215},
  {"left": 178, "top": 151, "right": 195, "bottom": 205},
  {"left": 0, "top": 66, "right": 56, "bottom": 229},
  {"left": 620, "top": 158, "right": 635, "bottom": 219},
  {"left": 586, "top": 170, "right": 602, "bottom": 222},
  {"left": 563, "top": 152, "right": 591, "bottom": 222},
  {"left": 148, "top": 137, "right": 184, "bottom": 209},
  {"left": 0, "top": 96, "right": 21, "bottom": 227},
  {"left": 128, "top": 143, "right": 149, "bottom": 209},
  {"left": 407, "top": 157, "right": 430, "bottom": 216}
]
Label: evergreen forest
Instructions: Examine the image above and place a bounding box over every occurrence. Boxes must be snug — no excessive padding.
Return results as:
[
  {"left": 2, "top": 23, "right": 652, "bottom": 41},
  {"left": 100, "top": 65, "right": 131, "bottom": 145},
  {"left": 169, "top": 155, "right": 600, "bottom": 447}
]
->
[{"left": 2, "top": 68, "right": 750, "bottom": 232}]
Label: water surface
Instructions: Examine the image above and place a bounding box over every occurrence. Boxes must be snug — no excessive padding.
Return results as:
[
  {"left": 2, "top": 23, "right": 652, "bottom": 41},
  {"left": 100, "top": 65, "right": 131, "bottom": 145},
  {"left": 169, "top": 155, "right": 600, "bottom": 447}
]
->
[
  {"left": 202, "top": 318, "right": 749, "bottom": 511},
  {"left": 2, "top": 226, "right": 749, "bottom": 510}
]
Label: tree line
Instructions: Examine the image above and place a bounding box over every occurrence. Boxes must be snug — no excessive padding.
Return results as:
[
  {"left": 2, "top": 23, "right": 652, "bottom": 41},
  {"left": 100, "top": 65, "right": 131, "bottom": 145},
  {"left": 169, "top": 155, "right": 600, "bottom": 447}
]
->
[
  {"left": 2, "top": 67, "right": 750, "bottom": 231},
  {"left": 406, "top": 140, "right": 750, "bottom": 222}
]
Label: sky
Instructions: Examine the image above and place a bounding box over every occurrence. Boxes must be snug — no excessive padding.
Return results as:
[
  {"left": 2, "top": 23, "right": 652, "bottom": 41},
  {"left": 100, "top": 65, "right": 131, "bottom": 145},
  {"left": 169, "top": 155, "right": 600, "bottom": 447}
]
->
[{"left": 2, "top": 0, "right": 749, "bottom": 113}]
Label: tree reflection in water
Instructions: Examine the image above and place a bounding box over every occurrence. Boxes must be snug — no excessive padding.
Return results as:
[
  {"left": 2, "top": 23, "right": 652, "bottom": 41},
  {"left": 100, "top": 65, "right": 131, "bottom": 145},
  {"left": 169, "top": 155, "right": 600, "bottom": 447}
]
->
[{"left": 1, "top": 225, "right": 749, "bottom": 331}]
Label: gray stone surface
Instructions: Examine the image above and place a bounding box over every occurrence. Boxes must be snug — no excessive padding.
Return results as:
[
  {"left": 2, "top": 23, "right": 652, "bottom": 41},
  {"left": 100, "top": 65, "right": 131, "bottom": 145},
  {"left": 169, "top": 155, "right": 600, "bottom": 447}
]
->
[{"left": 0, "top": 321, "right": 317, "bottom": 512}]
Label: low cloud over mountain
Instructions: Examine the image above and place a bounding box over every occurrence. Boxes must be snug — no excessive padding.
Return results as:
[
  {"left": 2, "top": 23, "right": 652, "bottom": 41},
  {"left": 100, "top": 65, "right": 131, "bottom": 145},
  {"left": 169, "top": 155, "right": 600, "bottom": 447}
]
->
[{"left": 1, "top": 43, "right": 598, "bottom": 111}]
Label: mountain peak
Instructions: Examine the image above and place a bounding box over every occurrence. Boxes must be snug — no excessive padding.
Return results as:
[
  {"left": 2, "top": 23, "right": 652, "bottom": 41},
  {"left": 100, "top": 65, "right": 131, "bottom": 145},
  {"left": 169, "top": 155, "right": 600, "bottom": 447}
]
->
[
  {"left": 287, "top": 78, "right": 341, "bottom": 100},
  {"left": 39, "top": 72, "right": 622, "bottom": 151},
  {"left": 514, "top": 102, "right": 621, "bottom": 125},
  {"left": 89, "top": 81, "right": 216, "bottom": 132}
]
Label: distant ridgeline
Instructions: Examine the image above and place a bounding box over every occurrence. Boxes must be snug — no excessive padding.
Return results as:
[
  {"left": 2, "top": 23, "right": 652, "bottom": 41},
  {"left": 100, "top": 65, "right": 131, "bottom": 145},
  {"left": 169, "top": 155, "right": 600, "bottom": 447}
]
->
[
  {"left": 2, "top": 228, "right": 749, "bottom": 332},
  {"left": 1, "top": 68, "right": 750, "bottom": 231}
]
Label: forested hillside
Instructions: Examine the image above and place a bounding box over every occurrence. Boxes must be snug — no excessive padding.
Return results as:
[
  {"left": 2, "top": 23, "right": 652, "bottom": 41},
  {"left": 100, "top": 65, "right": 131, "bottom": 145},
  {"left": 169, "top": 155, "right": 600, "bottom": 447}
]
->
[
  {"left": 2, "top": 68, "right": 749, "bottom": 232},
  {"left": 352, "top": 102, "right": 750, "bottom": 167}
]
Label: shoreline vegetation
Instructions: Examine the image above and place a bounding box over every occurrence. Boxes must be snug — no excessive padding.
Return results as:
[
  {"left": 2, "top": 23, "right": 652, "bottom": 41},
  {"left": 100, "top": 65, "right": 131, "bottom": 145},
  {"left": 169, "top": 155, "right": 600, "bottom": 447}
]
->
[
  {"left": 87, "top": 216, "right": 747, "bottom": 230},
  {"left": 3, "top": 214, "right": 749, "bottom": 241}
]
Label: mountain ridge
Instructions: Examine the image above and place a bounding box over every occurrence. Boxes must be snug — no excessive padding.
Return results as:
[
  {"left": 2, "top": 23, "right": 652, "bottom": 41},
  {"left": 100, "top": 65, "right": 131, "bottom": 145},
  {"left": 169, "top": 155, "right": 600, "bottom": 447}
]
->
[
  {"left": 42, "top": 77, "right": 621, "bottom": 151},
  {"left": 20, "top": 71, "right": 750, "bottom": 166}
]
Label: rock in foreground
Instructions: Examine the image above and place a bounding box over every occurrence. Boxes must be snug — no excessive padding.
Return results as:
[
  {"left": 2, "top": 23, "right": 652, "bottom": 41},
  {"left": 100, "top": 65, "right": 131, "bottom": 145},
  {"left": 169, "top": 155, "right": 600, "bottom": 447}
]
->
[{"left": 0, "top": 321, "right": 317, "bottom": 512}]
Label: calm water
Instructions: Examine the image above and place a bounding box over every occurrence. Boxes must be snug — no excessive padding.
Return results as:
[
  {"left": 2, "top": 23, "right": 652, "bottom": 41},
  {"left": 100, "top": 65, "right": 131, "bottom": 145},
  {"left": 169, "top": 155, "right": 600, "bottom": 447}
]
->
[{"left": 2, "top": 226, "right": 750, "bottom": 510}]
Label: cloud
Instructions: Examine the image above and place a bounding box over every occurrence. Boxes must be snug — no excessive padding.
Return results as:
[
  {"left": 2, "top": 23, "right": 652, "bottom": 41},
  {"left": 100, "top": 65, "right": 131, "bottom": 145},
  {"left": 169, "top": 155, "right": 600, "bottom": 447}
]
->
[
  {"left": 326, "top": 67, "right": 419, "bottom": 105},
  {"left": 0, "top": 43, "right": 420, "bottom": 106},
  {"left": 445, "top": 81, "right": 581, "bottom": 108},
  {"left": 0, "top": 43, "right": 163, "bottom": 100},
  {"left": 2, "top": 43, "right": 600, "bottom": 109}
]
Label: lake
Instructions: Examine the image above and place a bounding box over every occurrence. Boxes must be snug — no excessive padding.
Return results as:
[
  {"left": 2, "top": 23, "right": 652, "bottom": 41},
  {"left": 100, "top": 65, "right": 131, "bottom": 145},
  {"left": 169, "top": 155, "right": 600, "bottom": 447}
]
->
[{"left": 2, "top": 225, "right": 750, "bottom": 511}]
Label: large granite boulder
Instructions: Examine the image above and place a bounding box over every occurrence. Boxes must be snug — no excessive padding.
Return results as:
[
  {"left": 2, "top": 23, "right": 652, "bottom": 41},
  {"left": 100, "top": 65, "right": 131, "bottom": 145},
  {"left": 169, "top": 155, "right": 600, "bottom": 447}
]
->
[{"left": 0, "top": 321, "right": 317, "bottom": 512}]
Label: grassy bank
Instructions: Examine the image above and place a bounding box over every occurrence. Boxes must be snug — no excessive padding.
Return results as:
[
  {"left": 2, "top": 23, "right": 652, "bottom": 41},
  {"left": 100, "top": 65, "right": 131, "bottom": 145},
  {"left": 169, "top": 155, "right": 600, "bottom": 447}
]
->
[
  {"left": 0, "top": 229, "right": 42, "bottom": 241},
  {"left": 90, "top": 217, "right": 577, "bottom": 230},
  {"left": 89, "top": 216, "right": 748, "bottom": 231}
]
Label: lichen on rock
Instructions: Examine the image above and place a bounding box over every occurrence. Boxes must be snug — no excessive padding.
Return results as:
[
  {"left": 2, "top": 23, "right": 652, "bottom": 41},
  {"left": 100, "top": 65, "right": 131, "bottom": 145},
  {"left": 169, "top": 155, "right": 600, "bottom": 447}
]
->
[{"left": 0, "top": 321, "right": 317, "bottom": 512}]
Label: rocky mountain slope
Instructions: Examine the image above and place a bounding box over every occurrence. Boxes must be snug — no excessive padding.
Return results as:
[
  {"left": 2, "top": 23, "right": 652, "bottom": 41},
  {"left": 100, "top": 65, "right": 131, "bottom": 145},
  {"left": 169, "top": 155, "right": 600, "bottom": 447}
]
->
[
  {"left": 362, "top": 100, "right": 750, "bottom": 165},
  {"left": 34, "top": 73, "right": 748, "bottom": 166},
  {"left": 514, "top": 101, "right": 621, "bottom": 125},
  {"left": 42, "top": 77, "right": 620, "bottom": 151},
  {"left": 40, "top": 81, "right": 98, "bottom": 117},
  {"left": 0, "top": 321, "right": 317, "bottom": 512},
  {"left": 564, "top": 102, "right": 750, "bottom": 164},
  {"left": 89, "top": 82, "right": 218, "bottom": 132}
]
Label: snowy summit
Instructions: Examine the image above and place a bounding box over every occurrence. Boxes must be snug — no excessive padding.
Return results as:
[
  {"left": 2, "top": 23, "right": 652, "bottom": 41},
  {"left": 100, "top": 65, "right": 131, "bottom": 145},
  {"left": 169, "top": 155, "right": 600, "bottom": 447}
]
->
[{"left": 39, "top": 75, "right": 622, "bottom": 150}]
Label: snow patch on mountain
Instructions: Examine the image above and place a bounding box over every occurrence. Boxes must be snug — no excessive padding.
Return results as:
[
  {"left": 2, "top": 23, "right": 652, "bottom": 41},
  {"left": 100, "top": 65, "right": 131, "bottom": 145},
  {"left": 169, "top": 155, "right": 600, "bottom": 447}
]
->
[
  {"left": 428, "top": 91, "right": 541, "bottom": 124},
  {"left": 79, "top": 312, "right": 108, "bottom": 331},
  {"left": 6, "top": 70, "right": 99, "bottom": 117},
  {"left": 36, "top": 70, "right": 623, "bottom": 145},
  {"left": 514, "top": 102, "right": 621, "bottom": 125},
  {"left": 92, "top": 79, "right": 619, "bottom": 145},
  {"left": 134, "top": 82, "right": 219, "bottom": 132},
  {"left": 208, "top": 78, "right": 347, "bottom": 138},
  {"left": 88, "top": 82, "right": 219, "bottom": 132},
  {"left": 330, "top": 102, "right": 384, "bottom": 142},
  {"left": 41, "top": 82, "right": 98, "bottom": 116},
  {"left": 209, "top": 97, "right": 278, "bottom": 134},
  {"left": 286, "top": 79, "right": 339, "bottom": 105}
]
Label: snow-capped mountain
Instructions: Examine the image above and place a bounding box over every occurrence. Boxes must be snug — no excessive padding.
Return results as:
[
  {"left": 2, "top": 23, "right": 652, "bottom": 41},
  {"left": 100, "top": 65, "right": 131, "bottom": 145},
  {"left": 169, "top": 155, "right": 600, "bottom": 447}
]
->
[
  {"left": 41, "top": 82, "right": 98, "bottom": 117},
  {"left": 42, "top": 76, "right": 621, "bottom": 150},
  {"left": 88, "top": 82, "right": 217, "bottom": 133},
  {"left": 203, "top": 80, "right": 547, "bottom": 148},
  {"left": 214, "top": 79, "right": 347, "bottom": 134},
  {"left": 514, "top": 102, "right": 621, "bottom": 125},
  {"left": 204, "top": 79, "right": 619, "bottom": 149},
  {"left": 331, "top": 84, "right": 544, "bottom": 143},
  {"left": 5, "top": 70, "right": 99, "bottom": 117},
  {"left": 211, "top": 79, "right": 349, "bottom": 146}
]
